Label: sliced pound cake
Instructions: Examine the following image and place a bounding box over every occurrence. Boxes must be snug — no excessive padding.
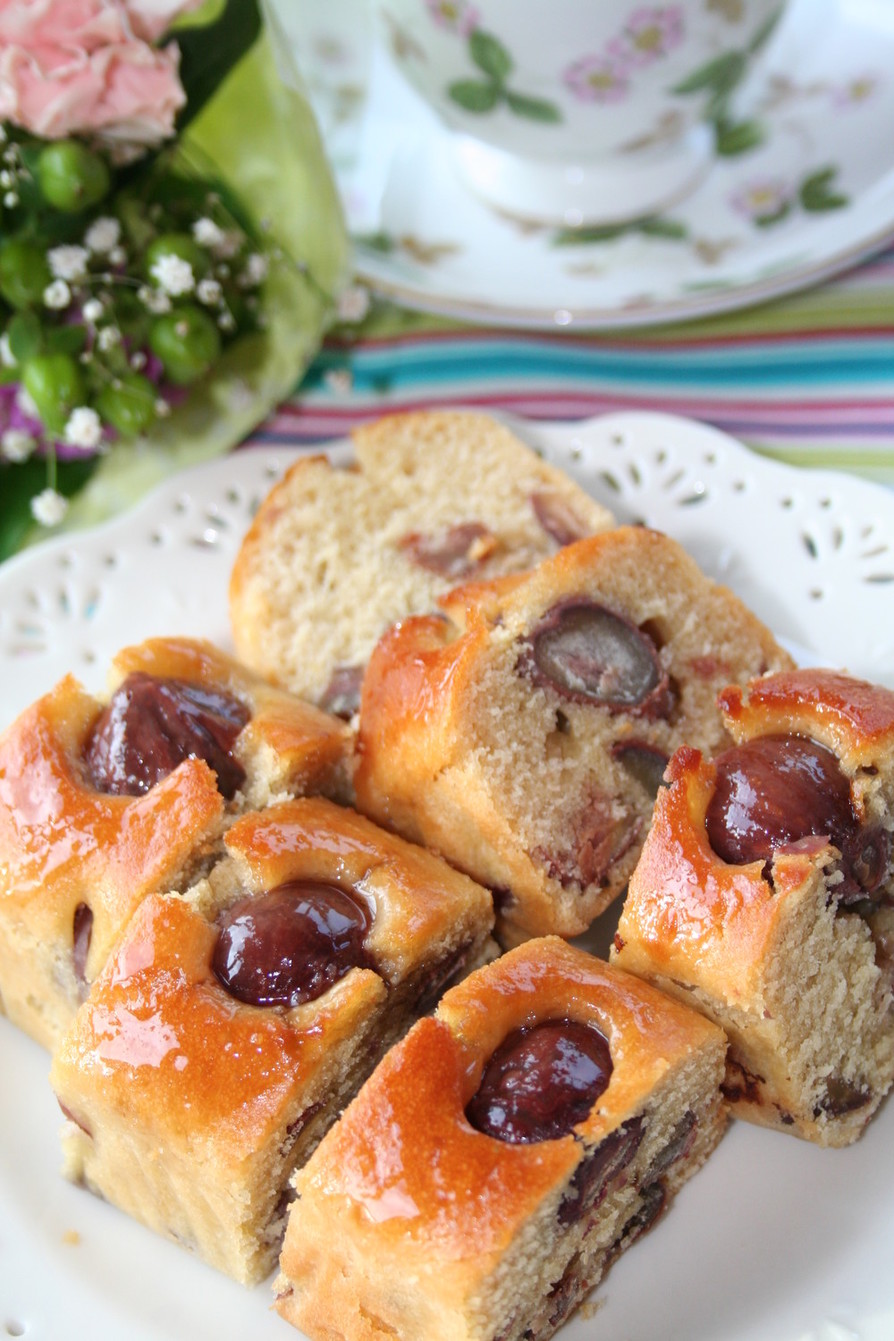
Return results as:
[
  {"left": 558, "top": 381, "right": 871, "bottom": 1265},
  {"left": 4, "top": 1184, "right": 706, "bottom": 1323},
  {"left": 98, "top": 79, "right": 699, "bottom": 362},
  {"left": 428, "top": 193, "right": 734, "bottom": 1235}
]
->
[{"left": 228, "top": 410, "right": 614, "bottom": 714}]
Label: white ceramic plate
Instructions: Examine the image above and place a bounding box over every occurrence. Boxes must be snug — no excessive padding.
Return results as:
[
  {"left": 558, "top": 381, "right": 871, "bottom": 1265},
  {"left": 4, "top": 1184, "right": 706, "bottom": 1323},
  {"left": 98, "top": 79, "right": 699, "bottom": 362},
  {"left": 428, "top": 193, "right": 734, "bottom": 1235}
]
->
[
  {"left": 1, "top": 411, "right": 893, "bottom": 1341},
  {"left": 312, "top": 0, "right": 894, "bottom": 328}
]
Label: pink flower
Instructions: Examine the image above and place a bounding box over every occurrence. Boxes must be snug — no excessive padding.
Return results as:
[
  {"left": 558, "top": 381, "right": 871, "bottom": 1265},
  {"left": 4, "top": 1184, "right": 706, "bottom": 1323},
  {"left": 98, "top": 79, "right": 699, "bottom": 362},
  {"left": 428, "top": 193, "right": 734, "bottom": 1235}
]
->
[
  {"left": 0, "top": 39, "right": 185, "bottom": 141},
  {"left": 609, "top": 6, "right": 685, "bottom": 68},
  {"left": 729, "top": 177, "right": 794, "bottom": 224},
  {"left": 563, "top": 54, "right": 630, "bottom": 104},
  {"left": 0, "top": 0, "right": 190, "bottom": 143},
  {"left": 425, "top": 0, "right": 479, "bottom": 36},
  {"left": 122, "top": 0, "right": 204, "bottom": 43}
]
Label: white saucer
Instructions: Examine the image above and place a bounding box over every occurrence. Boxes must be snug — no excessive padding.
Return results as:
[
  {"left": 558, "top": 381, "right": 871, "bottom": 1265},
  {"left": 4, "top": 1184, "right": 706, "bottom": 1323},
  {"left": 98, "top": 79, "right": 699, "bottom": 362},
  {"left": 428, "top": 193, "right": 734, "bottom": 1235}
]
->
[{"left": 316, "top": 0, "right": 894, "bottom": 329}]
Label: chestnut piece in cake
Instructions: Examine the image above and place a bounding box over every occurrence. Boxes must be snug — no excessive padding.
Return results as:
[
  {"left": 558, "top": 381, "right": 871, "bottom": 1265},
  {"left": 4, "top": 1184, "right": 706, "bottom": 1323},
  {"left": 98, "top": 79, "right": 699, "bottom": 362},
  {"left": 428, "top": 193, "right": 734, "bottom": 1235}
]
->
[
  {"left": 50, "top": 797, "right": 495, "bottom": 1286},
  {"left": 354, "top": 526, "right": 792, "bottom": 944},
  {"left": 0, "top": 636, "right": 351, "bottom": 1052},
  {"left": 228, "top": 409, "right": 615, "bottom": 714},
  {"left": 612, "top": 669, "right": 894, "bottom": 1147},
  {"left": 274, "top": 937, "right": 727, "bottom": 1341}
]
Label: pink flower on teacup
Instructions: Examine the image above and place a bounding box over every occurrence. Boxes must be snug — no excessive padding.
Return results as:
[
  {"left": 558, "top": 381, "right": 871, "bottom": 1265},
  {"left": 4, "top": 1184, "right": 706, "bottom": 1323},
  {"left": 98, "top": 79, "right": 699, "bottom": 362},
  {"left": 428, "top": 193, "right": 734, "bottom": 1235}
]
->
[
  {"left": 564, "top": 54, "right": 630, "bottom": 104},
  {"left": 830, "top": 72, "right": 881, "bottom": 108},
  {"left": 0, "top": 0, "right": 190, "bottom": 143},
  {"left": 730, "top": 177, "right": 794, "bottom": 225},
  {"left": 609, "top": 6, "right": 685, "bottom": 68},
  {"left": 425, "top": 0, "right": 479, "bottom": 36}
]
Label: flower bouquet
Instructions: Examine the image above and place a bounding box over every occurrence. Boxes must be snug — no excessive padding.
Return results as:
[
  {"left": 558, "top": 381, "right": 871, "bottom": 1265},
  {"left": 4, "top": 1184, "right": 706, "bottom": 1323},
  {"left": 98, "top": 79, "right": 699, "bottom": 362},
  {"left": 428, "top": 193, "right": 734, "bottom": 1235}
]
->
[{"left": 0, "top": 0, "right": 349, "bottom": 559}]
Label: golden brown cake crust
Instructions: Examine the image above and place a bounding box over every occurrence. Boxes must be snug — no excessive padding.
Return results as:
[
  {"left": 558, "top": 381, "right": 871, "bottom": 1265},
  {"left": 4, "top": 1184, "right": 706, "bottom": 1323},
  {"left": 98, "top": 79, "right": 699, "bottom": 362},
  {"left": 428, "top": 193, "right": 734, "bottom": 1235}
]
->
[
  {"left": 613, "top": 669, "right": 894, "bottom": 1145},
  {"left": 276, "top": 938, "right": 727, "bottom": 1340},
  {"left": 50, "top": 795, "right": 495, "bottom": 1285},
  {"left": 354, "top": 527, "right": 793, "bottom": 941},
  {"left": 0, "top": 673, "right": 224, "bottom": 1050}
]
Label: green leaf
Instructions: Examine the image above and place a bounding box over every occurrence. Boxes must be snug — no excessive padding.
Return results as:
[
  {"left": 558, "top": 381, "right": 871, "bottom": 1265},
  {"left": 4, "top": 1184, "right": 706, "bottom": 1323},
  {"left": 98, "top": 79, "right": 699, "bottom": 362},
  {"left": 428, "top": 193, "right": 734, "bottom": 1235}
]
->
[
  {"left": 45, "top": 324, "right": 87, "bottom": 357},
  {"left": 672, "top": 50, "right": 747, "bottom": 96},
  {"left": 553, "top": 223, "right": 631, "bottom": 246},
  {"left": 469, "top": 30, "right": 512, "bottom": 82},
  {"left": 448, "top": 79, "right": 501, "bottom": 113},
  {"left": 173, "top": 0, "right": 262, "bottom": 134},
  {"left": 638, "top": 217, "right": 688, "bottom": 239},
  {"left": 748, "top": 5, "right": 784, "bottom": 53},
  {"left": 754, "top": 202, "right": 793, "bottom": 227},
  {"left": 504, "top": 90, "right": 562, "bottom": 123},
  {"left": 800, "top": 167, "right": 849, "bottom": 211},
  {"left": 7, "top": 311, "right": 44, "bottom": 362},
  {"left": 0, "top": 456, "right": 99, "bottom": 563},
  {"left": 715, "top": 118, "right": 765, "bottom": 156},
  {"left": 354, "top": 231, "right": 396, "bottom": 254}
]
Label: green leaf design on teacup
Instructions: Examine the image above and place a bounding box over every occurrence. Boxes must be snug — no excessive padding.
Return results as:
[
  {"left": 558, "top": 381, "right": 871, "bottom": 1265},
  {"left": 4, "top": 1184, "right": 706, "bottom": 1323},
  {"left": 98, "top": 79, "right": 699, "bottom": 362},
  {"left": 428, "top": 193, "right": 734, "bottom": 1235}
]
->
[
  {"left": 448, "top": 79, "right": 501, "bottom": 112},
  {"left": 748, "top": 5, "right": 785, "bottom": 53},
  {"left": 504, "top": 90, "right": 562, "bottom": 122},
  {"left": 799, "top": 166, "right": 849, "bottom": 211},
  {"left": 446, "top": 28, "right": 562, "bottom": 122},
  {"left": 672, "top": 50, "right": 747, "bottom": 97},
  {"left": 469, "top": 30, "right": 512, "bottom": 82},
  {"left": 552, "top": 215, "right": 689, "bottom": 245},
  {"left": 714, "top": 116, "right": 765, "bottom": 156}
]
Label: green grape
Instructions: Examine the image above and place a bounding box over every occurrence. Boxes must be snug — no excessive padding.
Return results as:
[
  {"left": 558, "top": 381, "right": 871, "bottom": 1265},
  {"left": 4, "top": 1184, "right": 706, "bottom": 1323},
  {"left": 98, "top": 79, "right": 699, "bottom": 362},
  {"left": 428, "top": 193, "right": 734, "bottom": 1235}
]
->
[
  {"left": 22, "top": 353, "right": 86, "bottom": 435},
  {"left": 37, "top": 141, "right": 111, "bottom": 213},
  {"left": 96, "top": 372, "right": 157, "bottom": 437},
  {"left": 144, "top": 233, "right": 210, "bottom": 286},
  {"left": 148, "top": 305, "right": 221, "bottom": 385},
  {"left": 0, "top": 240, "right": 52, "bottom": 309}
]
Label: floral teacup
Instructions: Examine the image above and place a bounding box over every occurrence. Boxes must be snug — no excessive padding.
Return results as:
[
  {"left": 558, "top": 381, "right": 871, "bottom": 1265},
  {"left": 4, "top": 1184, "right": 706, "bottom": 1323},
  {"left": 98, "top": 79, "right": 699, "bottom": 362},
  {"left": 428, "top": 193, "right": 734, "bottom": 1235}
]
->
[{"left": 376, "top": 0, "right": 788, "bottom": 225}]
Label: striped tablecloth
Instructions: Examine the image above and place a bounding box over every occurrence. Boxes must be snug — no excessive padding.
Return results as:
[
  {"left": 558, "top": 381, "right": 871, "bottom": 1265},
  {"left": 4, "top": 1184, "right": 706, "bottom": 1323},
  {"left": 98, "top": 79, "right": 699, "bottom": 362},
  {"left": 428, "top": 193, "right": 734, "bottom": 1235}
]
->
[{"left": 250, "top": 240, "right": 894, "bottom": 489}]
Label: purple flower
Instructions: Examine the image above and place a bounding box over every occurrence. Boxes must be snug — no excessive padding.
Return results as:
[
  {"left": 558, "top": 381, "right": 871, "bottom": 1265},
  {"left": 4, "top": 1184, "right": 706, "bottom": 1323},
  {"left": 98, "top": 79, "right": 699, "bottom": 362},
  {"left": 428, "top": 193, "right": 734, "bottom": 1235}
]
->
[
  {"left": 564, "top": 54, "right": 630, "bottom": 104},
  {"left": 425, "top": 0, "right": 479, "bottom": 35},
  {"left": 609, "top": 6, "right": 685, "bottom": 68}
]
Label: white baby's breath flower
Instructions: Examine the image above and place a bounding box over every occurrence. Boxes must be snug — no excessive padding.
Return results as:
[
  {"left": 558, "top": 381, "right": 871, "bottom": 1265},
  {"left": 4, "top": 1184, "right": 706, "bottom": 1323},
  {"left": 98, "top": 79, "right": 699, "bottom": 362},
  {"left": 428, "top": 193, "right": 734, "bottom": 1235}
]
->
[
  {"left": 218, "top": 311, "right": 236, "bottom": 332},
  {"left": 239, "top": 253, "right": 268, "bottom": 288},
  {"left": 108, "top": 246, "right": 127, "bottom": 266},
  {"left": 130, "top": 350, "right": 147, "bottom": 370},
  {"left": 3, "top": 191, "right": 19, "bottom": 208},
  {"left": 31, "top": 488, "right": 68, "bottom": 527},
  {"left": 97, "top": 326, "right": 122, "bottom": 352},
  {"left": 196, "top": 277, "right": 222, "bottom": 305},
  {"left": 82, "top": 298, "right": 104, "bottom": 323},
  {"left": 1, "top": 428, "right": 35, "bottom": 462},
  {"left": 0, "top": 331, "right": 16, "bottom": 367},
  {"left": 43, "top": 279, "right": 71, "bottom": 310},
  {"left": 192, "top": 217, "right": 226, "bottom": 249},
  {"left": 336, "top": 283, "right": 371, "bottom": 324},
  {"left": 138, "top": 284, "right": 172, "bottom": 315},
  {"left": 155, "top": 398, "right": 171, "bottom": 417},
  {"left": 0, "top": 170, "right": 13, "bottom": 188},
  {"left": 84, "top": 217, "right": 121, "bottom": 254},
  {"left": 48, "top": 245, "right": 89, "bottom": 282},
  {"left": 64, "top": 406, "right": 103, "bottom": 450},
  {"left": 151, "top": 254, "right": 195, "bottom": 296}
]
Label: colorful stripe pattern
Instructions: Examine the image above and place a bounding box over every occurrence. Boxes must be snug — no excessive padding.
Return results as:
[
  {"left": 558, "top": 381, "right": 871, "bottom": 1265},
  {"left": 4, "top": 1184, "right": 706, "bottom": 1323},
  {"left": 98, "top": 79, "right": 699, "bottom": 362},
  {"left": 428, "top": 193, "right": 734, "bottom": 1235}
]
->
[{"left": 246, "top": 241, "right": 894, "bottom": 488}]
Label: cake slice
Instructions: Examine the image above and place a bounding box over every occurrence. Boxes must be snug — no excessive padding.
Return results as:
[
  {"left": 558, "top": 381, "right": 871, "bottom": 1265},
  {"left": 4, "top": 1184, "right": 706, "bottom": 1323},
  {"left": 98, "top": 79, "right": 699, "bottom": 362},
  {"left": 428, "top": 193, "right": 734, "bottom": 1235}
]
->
[
  {"left": 0, "top": 636, "right": 351, "bottom": 1051},
  {"left": 354, "top": 526, "right": 793, "bottom": 943},
  {"left": 49, "top": 796, "right": 495, "bottom": 1285},
  {"left": 612, "top": 668, "right": 894, "bottom": 1146},
  {"left": 274, "top": 936, "right": 727, "bottom": 1341},
  {"left": 228, "top": 409, "right": 615, "bottom": 714}
]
